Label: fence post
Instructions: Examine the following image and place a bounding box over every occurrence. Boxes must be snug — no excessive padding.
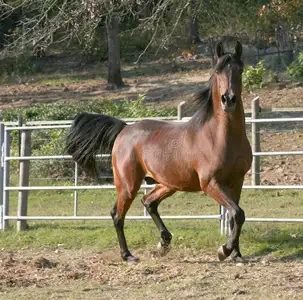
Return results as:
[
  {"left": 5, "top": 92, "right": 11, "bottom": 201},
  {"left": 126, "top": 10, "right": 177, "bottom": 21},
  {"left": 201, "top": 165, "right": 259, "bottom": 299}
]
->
[
  {"left": 18, "top": 114, "right": 23, "bottom": 156},
  {"left": 74, "top": 162, "right": 78, "bottom": 216},
  {"left": 251, "top": 96, "right": 261, "bottom": 186},
  {"left": 224, "top": 210, "right": 230, "bottom": 236},
  {"left": 220, "top": 206, "right": 224, "bottom": 234},
  {"left": 143, "top": 184, "right": 147, "bottom": 217},
  {"left": 17, "top": 129, "right": 31, "bottom": 231},
  {"left": 0, "top": 124, "right": 4, "bottom": 230},
  {"left": 3, "top": 130, "right": 11, "bottom": 230},
  {"left": 220, "top": 206, "right": 226, "bottom": 235},
  {"left": 177, "top": 101, "right": 186, "bottom": 121}
]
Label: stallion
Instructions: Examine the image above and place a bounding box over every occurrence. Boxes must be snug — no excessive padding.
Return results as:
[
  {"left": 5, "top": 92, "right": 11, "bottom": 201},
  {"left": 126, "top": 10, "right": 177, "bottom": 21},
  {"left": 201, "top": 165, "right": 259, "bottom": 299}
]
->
[{"left": 66, "top": 41, "right": 252, "bottom": 262}]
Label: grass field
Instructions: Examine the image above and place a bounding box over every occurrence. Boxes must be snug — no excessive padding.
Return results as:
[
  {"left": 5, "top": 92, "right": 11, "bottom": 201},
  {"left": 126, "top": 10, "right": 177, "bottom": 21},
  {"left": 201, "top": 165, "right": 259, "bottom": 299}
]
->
[
  {"left": 2, "top": 179, "right": 303, "bottom": 260},
  {"left": 0, "top": 182, "right": 302, "bottom": 300}
]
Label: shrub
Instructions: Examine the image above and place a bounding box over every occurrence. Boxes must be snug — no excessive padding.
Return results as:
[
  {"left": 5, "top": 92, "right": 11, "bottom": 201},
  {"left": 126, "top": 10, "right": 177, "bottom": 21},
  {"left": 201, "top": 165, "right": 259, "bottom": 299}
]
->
[
  {"left": 0, "top": 54, "right": 37, "bottom": 79},
  {"left": 0, "top": 94, "right": 176, "bottom": 122},
  {"left": 242, "top": 60, "right": 266, "bottom": 91},
  {"left": 2, "top": 96, "right": 177, "bottom": 179},
  {"left": 286, "top": 51, "right": 303, "bottom": 81}
]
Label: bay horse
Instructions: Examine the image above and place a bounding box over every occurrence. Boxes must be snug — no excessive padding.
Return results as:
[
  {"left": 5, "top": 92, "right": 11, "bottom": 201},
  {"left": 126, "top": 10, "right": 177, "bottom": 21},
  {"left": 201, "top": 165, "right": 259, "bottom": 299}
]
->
[{"left": 66, "top": 41, "right": 252, "bottom": 263}]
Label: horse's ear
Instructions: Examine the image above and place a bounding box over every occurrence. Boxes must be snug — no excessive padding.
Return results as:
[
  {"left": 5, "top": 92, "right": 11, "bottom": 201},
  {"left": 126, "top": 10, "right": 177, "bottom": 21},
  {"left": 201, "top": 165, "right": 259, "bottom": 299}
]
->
[
  {"left": 234, "top": 41, "right": 242, "bottom": 59},
  {"left": 216, "top": 41, "right": 224, "bottom": 58}
]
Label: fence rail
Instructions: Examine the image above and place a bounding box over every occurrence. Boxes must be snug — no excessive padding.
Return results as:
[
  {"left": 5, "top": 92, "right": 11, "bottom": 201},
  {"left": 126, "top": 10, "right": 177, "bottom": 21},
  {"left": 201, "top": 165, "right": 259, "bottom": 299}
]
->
[{"left": 0, "top": 98, "right": 303, "bottom": 234}]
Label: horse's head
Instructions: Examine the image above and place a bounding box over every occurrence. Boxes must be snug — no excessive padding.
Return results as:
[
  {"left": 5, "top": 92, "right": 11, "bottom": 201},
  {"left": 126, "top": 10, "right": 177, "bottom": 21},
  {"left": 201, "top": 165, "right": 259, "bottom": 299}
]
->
[{"left": 214, "top": 41, "right": 244, "bottom": 113}]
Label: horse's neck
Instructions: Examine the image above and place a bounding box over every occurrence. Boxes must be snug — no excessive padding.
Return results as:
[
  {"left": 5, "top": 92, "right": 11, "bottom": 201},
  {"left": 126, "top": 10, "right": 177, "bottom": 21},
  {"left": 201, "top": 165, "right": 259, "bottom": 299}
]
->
[
  {"left": 218, "top": 102, "right": 245, "bottom": 132},
  {"left": 212, "top": 85, "right": 246, "bottom": 138}
]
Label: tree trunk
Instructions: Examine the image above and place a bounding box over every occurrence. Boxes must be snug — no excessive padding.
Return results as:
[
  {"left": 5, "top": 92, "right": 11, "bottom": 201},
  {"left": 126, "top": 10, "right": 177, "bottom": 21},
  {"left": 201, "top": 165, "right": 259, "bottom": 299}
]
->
[
  {"left": 106, "top": 14, "right": 124, "bottom": 90},
  {"left": 188, "top": 0, "right": 201, "bottom": 45}
]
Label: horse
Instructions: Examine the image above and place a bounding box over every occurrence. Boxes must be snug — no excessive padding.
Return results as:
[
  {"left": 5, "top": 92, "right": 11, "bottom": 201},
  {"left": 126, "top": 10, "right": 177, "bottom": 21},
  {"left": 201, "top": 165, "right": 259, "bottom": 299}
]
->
[{"left": 66, "top": 41, "right": 252, "bottom": 263}]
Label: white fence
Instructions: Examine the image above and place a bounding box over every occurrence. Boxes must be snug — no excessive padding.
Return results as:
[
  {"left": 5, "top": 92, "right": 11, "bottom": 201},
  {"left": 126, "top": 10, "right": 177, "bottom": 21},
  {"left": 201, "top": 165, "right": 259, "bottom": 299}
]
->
[{"left": 0, "top": 98, "right": 303, "bottom": 234}]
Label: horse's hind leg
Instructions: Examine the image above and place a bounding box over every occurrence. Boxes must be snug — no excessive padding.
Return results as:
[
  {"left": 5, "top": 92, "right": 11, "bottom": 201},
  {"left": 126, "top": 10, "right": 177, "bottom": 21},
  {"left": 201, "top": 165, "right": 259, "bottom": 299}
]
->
[
  {"left": 111, "top": 163, "right": 144, "bottom": 262},
  {"left": 141, "top": 184, "right": 175, "bottom": 256},
  {"left": 111, "top": 199, "right": 138, "bottom": 262}
]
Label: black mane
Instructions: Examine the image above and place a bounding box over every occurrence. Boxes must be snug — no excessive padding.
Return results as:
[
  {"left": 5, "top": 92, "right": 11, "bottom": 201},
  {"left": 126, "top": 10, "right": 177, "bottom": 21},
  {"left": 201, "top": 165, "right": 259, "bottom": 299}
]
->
[{"left": 187, "top": 53, "right": 242, "bottom": 127}]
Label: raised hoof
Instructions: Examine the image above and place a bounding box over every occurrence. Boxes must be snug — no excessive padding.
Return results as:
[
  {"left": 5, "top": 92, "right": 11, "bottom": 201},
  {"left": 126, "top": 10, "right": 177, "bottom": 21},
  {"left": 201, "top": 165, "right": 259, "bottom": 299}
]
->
[
  {"left": 157, "top": 241, "right": 171, "bottom": 257},
  {"left": 218, "top": 245, "right": 228, "bottom": 261},
  {"left": 123, "top": 255, "right": 140, "bottom": 263}
]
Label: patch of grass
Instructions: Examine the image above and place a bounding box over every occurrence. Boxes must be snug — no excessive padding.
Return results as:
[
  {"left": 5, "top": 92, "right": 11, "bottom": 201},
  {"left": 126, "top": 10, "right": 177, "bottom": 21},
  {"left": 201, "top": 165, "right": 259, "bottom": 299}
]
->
[
  {"left": 1, "top": 184, "right": 303, "bottom": 259},
  {"left": 39, "top": 77, "right": 83, "bottom": 85},
  {"left": 38, "top": 73, "right": 103, "bottom": 85}
]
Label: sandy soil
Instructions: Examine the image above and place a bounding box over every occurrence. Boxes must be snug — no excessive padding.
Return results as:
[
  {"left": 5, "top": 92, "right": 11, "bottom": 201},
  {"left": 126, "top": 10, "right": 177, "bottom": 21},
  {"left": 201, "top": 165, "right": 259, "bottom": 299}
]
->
[{"left": 0, "top": 248, "right": 302, "bottom": 300}]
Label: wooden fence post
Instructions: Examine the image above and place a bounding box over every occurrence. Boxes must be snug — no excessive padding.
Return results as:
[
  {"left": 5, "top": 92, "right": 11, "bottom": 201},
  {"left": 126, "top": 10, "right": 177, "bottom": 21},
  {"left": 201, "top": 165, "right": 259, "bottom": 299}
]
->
[
  {"left": 17, "top": 129, "right": 31, "bottom": 231},
  {"left": 178, "top": 101, "right": 186, "bottom": 121},
  {"left": 251, "top": 96, "right": 261, "bottom": 186}
]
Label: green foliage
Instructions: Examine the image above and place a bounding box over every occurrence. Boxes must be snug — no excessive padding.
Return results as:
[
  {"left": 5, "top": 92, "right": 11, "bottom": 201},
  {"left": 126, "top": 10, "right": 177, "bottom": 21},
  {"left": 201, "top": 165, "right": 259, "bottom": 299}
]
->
[
  {"left": 0, "top": 94, "right": 176, "bottom": 122},
  {"left": 120, "top": 30, "right": 153, "bottom": 61},
  {"left": 286, "top": 51, "right": 303, "bottom": 81},
  {"left": 0, "top": 54, "right": 37, "bottom": 79},
  {"left": 267, "top": 70, "right": 279, "bottom": 83},
  {"left": 256, "top": 0, "right": 303, "bottom": 32},
  {"left": 30, "top": 129, "right": 73, "bottom": 178},
  {"left": 243, "top": 60, "right": 266, "bottom": 91},
  {"left": 195, "top": 1, "right": 260, "bottom": 38},
  {"left": 1, "top": 96, "right": 177, "bottom": 178}
]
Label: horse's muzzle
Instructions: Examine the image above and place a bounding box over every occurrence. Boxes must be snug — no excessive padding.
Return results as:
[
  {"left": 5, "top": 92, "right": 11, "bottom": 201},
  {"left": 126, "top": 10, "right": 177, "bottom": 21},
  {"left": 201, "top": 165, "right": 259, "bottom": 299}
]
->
[{"left": 221, "top": 93, "right": 236, "bottom": 112}]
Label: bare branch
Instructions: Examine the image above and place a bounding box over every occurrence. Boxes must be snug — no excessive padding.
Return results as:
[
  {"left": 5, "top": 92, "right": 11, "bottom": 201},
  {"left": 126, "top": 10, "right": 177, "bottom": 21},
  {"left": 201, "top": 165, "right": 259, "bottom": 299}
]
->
[{"left": 0, "top": 0, "right": 191, "bottom": 61}]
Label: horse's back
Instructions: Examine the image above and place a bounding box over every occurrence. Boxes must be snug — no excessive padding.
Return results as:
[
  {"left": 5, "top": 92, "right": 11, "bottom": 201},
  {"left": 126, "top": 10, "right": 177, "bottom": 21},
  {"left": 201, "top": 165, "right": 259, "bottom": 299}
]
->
[{"left": 116, "top": 119, "right": 183, "bottom": 145}]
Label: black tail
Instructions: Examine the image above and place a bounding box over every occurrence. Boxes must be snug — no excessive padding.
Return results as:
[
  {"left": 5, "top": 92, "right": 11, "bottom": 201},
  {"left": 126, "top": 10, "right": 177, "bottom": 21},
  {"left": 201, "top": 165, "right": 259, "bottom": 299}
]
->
[{"left": 66, "top": 112, "right": 127, "bottom": 177}]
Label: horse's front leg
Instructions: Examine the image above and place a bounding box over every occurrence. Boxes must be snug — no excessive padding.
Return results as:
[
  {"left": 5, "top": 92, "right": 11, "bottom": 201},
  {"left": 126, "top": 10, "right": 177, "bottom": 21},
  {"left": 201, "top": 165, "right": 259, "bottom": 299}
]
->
[
  {"left": 203, "top": 179, "right": 245, "bottom": 261},
  {"left": 227, "top": 180, "right": 245, "bottom": 261}
]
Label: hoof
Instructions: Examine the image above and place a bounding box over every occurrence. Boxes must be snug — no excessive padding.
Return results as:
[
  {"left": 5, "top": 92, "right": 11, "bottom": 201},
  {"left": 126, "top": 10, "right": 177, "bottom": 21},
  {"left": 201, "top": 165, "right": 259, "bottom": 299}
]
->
[
  {"left": 231, "top": 256, "right": 246, "bottom": 263},
  {"left": 123, "top": 254, "right": 140, "bottom": 263},
  {"left": 157, "top": 241, "right": 171, "bottom": 257},
  {"left": 230, "top": 249, "right": 245, "bottom": 263},
  {"left": 218, "top": 245, "right": 228, "bottom": 261}
]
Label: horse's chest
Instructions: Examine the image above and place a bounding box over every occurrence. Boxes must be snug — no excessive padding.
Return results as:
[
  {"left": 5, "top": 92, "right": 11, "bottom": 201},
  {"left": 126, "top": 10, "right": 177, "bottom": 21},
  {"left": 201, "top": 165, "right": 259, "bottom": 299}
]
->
[
  {"left": 208, "top": 140, "right": 251, "bottom": 176},
  {"left": 218, "top": 148, "right": 252, "bottom": 178}
]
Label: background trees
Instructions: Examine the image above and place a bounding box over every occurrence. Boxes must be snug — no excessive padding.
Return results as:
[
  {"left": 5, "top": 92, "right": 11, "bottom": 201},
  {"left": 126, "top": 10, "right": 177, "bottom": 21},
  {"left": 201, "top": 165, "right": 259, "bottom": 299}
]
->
[{"left": 0, "top": 0, "right": 302, "bottom": 88}]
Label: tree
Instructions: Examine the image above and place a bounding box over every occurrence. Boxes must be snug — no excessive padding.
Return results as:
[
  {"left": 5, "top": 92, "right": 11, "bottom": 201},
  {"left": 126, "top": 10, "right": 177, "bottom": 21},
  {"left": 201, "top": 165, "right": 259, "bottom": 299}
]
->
[
  {"left": 188, "top": 0, "right": 201, "bottom": 45},
  {"left": 106, "top": 13, "right": 124, "bottom": 89},
  {"left": 0, "top": 0, "right": 191, "bottom": 88}
]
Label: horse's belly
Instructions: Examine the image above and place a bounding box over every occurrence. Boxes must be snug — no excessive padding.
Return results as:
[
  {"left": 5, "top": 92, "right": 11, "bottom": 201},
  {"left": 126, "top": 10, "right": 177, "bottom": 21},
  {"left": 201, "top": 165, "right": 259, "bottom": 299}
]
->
[{"left": 144, "top": 157, "right": 201, "bottom": 192}]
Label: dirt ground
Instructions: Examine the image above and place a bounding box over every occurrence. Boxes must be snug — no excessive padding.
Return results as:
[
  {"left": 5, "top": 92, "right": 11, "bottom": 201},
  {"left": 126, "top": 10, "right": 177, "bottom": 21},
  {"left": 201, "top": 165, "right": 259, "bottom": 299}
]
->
[{"left": 0, "top": 248, "right": 302, "bottom": 300}]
